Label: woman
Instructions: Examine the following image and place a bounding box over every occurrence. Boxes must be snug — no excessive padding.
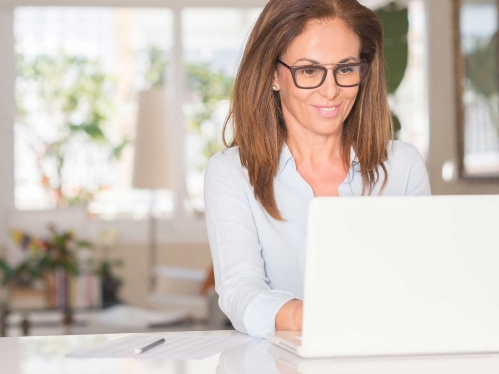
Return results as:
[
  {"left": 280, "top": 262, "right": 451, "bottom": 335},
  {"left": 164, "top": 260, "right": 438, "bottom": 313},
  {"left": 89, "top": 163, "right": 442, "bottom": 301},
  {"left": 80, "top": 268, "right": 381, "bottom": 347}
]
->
[{"left": 204, "top": 0, "right": 431, "bottom": 339}]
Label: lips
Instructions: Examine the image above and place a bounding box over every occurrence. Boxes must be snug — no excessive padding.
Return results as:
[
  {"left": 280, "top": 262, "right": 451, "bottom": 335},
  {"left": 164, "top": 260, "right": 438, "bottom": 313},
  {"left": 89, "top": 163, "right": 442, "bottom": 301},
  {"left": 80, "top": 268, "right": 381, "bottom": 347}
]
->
[{"left": 313, "top": 103, "right": 342, "bottom": 118}]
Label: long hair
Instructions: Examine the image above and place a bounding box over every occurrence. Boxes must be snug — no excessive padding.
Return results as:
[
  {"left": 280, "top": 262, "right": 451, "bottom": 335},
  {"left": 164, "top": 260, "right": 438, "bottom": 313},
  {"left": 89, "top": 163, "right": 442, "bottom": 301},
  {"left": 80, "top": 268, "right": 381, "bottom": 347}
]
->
[{"left": 223, "top": 0, "right": 393, "bottom": 221}]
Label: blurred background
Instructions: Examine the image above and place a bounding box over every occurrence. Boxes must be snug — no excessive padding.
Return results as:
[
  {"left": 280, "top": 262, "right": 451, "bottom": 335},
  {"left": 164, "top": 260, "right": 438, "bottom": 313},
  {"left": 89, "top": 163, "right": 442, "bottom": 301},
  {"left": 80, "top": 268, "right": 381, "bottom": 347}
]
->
[{"left": 0, "top": 0, "right": 497, "bottom": 337}]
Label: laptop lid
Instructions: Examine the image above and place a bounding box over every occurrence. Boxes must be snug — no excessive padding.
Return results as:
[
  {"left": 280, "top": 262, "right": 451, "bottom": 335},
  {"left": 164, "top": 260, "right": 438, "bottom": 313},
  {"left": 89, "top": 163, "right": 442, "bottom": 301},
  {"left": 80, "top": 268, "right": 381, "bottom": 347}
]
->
[{"left": 301, "top": 195, "right": 499, "bottom": 358}]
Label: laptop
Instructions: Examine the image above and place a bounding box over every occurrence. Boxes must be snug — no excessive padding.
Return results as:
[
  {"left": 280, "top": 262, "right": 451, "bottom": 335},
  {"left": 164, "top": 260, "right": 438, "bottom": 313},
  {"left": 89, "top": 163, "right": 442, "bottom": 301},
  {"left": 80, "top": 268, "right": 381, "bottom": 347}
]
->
[{"left": 268, "top": 195, "right": 499, "bottom": 358}]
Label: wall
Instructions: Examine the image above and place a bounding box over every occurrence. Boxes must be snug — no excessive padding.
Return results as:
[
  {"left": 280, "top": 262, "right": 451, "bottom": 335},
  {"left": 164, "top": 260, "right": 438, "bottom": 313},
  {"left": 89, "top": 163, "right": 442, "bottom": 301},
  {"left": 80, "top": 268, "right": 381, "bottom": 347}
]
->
[{"left": 0, "top": 9, "right": 14, "bottom": 250}]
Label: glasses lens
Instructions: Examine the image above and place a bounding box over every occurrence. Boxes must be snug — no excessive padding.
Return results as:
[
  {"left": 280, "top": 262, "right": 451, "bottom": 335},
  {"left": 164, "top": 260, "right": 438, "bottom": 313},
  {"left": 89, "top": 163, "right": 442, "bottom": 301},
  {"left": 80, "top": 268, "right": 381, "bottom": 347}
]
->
[
  {"left": 335, "top": 65, "right": 364, "bottom": 87},
  {"left": 294, "top": 67, "right": 326, "bottom": 88}
]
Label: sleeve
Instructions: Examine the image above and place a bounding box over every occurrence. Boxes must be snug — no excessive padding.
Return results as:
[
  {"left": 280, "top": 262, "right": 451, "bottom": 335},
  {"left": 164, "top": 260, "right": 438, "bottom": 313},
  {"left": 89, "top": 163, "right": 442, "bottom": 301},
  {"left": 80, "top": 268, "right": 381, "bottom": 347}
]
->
[
  {"left": 405, "top": 145, "right": 432, "bottom": 196},
  {"left": 204, "top": 152, "right": 296, "bottom": 338}
]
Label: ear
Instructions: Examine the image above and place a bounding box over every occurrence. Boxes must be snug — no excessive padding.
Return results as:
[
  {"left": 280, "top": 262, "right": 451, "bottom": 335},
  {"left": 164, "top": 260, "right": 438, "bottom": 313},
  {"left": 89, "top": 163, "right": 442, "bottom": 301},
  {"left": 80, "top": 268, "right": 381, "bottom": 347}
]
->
[{"left": 272, "top": 68, "right": 280, "bottom": 91}]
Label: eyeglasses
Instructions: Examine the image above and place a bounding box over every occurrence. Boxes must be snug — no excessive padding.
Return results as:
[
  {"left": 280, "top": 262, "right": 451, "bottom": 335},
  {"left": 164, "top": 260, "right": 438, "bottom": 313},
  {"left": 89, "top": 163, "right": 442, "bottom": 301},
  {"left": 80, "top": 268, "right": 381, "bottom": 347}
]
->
[{"left": 276, "top": 59, "right": 369, "bottom": 89}]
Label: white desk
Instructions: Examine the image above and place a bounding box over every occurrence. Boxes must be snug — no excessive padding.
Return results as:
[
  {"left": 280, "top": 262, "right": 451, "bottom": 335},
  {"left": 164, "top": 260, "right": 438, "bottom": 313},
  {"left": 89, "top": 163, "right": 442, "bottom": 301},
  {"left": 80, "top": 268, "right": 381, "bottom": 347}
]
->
[{"left": 2, "top": 330, "right": 499, "bottom": 374}]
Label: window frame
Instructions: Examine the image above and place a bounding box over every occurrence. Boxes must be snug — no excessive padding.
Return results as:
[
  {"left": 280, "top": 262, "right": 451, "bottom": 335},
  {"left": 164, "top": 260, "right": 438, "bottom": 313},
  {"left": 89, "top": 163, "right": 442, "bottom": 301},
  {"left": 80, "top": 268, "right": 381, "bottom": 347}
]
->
[{"left": 453, "top": 0, "right": 499, "bottom": 181}]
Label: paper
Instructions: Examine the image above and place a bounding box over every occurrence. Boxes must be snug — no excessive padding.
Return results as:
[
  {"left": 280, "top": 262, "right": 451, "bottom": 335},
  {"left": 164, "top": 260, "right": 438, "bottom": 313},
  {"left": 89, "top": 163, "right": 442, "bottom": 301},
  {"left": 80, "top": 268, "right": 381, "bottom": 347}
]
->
[{"left": 68, "top": 334, "right": 253, "bottom": 360}]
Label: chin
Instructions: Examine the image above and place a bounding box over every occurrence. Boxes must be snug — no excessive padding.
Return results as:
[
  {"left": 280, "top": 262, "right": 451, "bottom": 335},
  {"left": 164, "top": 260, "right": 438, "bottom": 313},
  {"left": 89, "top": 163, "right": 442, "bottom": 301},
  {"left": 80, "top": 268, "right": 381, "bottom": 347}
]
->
[{"left": 310, "top": 120, "right": 343, "bottom": 136}]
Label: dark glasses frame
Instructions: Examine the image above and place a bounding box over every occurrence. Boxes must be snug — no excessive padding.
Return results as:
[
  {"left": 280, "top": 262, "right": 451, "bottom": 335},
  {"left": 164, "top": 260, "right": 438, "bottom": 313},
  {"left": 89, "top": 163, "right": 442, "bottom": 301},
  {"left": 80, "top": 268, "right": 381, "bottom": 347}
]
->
[{"left": 276, "top": 59, "right": 370, "bottom": 89}]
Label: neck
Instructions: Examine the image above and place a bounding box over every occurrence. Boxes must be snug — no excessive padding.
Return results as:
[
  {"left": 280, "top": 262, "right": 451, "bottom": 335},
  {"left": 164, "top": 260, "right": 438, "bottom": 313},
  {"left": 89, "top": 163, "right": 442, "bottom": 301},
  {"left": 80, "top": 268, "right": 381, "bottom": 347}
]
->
[{"left": 286, "top": 129, "right": 344, "bottom": 169}]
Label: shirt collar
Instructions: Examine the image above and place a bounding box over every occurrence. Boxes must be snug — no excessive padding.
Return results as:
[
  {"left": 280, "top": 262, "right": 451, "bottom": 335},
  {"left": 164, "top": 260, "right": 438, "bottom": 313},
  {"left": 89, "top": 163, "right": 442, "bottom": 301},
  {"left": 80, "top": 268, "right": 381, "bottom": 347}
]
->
[
  {"left": 350, "top": 146, "right": 360, "bottom": 171},
  {"left": 277, "top": 142, "right": 294, "bottom": 177},
  {"left": 277, "top": 142, "right": 360, "bottom": 177}
]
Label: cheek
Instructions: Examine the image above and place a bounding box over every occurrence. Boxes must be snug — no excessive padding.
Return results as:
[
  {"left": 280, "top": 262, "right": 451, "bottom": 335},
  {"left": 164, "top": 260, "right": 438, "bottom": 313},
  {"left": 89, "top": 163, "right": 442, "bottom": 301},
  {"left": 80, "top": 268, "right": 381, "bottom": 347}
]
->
[
  {"left": 346, "top": 87, "right": 360, "bottom": 102},
  {"left": 281, "top": 84, "right": 312, "bottom": 112},
  {"left": 343, "top": 88, "right": 360, "bottom": 113},
  {"left": 291, "top": 90, "right": 313, "bottom": 107}
]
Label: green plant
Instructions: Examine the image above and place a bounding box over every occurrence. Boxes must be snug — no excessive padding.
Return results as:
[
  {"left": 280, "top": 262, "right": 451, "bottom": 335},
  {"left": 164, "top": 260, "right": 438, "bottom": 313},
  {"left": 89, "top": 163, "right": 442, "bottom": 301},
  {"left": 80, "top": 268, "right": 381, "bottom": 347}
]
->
[
  {"left": 92, "top": 228, "right": 123, "bottom": 307},
  {"left": 465, "top": 33, "right": 499, "bottom": 99},
  {"left": 144, "top": 45, "right": 169, "bottom": 88},
  {"left": 2, "top": 226, "right": 93, "bottom": 287},
  {"left": 185, "top": 62, "right": 234, "bottom": 165},
  {"left": 463, "top": 32, "right": 499, "bottom": 130},
  {"left": 0, "top": 258, "right": 13, "bottom": 287},
  {"left": 92, "top": 228, "right": 123, "bottom": 279},
  {"left": 16, "top": 50, "right": 130, "bottom": 208},
  {"left": 376, "top": 1, "right": 409, "bottom": 135}
]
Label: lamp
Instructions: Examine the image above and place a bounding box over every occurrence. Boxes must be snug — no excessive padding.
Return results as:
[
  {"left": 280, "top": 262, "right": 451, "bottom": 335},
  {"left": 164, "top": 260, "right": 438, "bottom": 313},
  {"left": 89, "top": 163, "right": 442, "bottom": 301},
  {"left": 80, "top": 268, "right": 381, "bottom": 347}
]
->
[{"left": 132, "top": 87, "right": 175, "bottom": 291}]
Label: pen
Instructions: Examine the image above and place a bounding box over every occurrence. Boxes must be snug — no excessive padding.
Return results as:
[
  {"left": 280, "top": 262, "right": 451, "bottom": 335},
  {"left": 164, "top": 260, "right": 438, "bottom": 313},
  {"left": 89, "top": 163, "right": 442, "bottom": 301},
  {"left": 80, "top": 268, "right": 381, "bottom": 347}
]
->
[{"left": 134, "top": 338, "right": 166, "bottom": 354}]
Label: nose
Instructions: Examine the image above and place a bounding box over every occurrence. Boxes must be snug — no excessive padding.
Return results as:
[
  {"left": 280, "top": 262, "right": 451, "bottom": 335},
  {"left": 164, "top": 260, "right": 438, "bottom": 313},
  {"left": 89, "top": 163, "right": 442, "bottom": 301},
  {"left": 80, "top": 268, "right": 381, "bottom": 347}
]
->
[{"left": 318, "top": 68, "right": 340, "bottom": 100}]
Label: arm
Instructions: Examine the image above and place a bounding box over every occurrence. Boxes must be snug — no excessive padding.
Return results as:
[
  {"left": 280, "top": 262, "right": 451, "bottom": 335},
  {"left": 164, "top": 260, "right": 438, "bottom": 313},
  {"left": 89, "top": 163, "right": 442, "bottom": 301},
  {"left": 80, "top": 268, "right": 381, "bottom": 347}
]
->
[{"left": 205, "top": 151, "right": 297, "bottom": 338}]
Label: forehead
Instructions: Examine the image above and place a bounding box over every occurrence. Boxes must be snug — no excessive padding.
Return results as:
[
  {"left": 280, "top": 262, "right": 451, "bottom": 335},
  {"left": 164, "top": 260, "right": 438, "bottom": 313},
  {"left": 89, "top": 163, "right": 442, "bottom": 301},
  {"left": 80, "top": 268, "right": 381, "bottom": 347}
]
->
[{"left": 283, "top": 18, "right": 361, "bottom": 64}]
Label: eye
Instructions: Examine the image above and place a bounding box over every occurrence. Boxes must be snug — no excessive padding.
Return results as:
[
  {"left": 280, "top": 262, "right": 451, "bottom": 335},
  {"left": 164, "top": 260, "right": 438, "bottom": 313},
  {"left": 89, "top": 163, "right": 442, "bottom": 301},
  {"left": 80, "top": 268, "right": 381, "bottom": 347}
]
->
[
  {"left": 299, "top": 67, "right": 321, "bottom": 77},
  {"left": 337, "top": 66, "right": 355, "bottom": 75}
]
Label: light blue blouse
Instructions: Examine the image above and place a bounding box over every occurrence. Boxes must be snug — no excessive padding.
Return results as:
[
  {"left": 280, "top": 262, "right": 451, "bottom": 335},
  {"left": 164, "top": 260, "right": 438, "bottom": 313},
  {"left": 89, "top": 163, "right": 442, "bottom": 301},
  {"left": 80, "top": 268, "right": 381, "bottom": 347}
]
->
[{"left": 204, "top": 140, "right": 431, "bottom": 339}]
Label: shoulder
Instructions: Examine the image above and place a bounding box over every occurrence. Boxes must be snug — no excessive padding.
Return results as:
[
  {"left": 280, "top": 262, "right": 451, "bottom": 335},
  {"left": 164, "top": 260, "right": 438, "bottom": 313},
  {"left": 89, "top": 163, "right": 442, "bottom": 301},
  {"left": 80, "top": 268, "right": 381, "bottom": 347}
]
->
[
  {"left": 206, "top": 146, "right": 243, "bottom": 174},
  {"left": 386, "top": 140, "right": 424, "bottom": 169},
  {"left": 387, "top": 140, "right": 421, "bottom": 159},
  {"left": 383, "top": 140, "right": 431, "bottom": 195},
  {"left": 205, "top": 146, "right": 248, "bottom": 187},
  {"left": 204, "top": 146, "right": 255, "bottom": 209}
]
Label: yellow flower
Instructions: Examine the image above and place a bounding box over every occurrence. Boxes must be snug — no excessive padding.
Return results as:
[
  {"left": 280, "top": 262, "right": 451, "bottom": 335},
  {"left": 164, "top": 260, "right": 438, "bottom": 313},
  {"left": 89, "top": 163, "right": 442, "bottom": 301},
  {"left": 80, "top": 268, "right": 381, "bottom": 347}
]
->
[{"left": 10, "top": 230, "right": 23, "bottom": 244}]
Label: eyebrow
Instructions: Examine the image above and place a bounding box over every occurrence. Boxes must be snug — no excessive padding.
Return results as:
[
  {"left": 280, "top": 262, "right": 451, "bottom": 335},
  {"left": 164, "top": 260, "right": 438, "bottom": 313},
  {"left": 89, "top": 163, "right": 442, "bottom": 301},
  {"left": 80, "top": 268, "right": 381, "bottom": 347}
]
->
[{"left": 292, "top": 56, "right": 359, "bottom": 65}]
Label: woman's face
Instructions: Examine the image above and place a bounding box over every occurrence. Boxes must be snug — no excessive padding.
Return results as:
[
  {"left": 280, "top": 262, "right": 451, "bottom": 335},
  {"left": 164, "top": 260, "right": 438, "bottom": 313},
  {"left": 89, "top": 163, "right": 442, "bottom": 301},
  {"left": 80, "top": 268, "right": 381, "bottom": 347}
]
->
[{"left": 274, "top": 18, "right": 361, "bottom": 140}]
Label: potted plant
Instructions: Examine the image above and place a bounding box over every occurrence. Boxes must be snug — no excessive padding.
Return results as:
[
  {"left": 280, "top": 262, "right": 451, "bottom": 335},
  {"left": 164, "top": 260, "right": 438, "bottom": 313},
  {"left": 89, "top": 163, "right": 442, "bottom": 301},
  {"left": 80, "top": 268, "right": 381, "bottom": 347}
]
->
[
  {"left": 93, "top": 228, "right": 123, "bottom": 308},
  {"left": 7, "top": 225, "right": 93, "bottom": 309}
]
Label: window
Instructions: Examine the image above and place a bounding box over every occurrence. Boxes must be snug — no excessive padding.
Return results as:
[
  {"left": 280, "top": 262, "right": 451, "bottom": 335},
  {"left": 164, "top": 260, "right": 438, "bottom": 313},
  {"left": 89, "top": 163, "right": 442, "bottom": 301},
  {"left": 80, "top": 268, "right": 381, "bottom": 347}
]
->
[
  {"left": 182, "top": 8, "right": 262, "bottom": 213},
  {"left": 455, "top": 0, "right": 499, "bottom": 178},
  {"left": 14, "top": 7, "right": 174, "bottom": 219}
]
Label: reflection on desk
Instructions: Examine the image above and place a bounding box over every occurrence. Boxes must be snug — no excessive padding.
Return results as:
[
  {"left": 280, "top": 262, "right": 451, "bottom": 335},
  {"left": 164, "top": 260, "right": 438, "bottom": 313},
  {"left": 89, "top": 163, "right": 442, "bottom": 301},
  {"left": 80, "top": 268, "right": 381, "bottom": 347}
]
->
[
  {"left": 217, "top": 340, "right": 279, "bottom": 374},
  {"left": 2, "top": 330, "right": 499, "bottom": 374},
  {"left": 217, "top": 337, "right": 499, "bottom": 374}
]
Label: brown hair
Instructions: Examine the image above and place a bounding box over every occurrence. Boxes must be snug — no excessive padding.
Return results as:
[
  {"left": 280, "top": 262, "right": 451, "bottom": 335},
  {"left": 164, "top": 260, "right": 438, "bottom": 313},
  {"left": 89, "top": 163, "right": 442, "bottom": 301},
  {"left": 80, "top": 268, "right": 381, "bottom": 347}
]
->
[{"left": 222, "top": 0, "right": 393, "bottom": 221}]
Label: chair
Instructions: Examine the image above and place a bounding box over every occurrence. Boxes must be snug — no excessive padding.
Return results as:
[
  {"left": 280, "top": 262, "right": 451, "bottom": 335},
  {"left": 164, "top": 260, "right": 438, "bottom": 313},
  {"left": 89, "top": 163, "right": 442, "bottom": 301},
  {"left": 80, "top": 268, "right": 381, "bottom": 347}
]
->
[{"left": 149, "top": 265, "right": 228, "bottom": 329}]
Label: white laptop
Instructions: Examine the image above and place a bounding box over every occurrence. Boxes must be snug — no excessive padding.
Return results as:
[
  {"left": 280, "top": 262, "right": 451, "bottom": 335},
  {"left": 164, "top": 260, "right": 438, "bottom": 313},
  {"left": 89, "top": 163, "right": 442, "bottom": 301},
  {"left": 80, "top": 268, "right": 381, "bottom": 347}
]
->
[{"left": 268, "top": 195, "right": 499, "bottom": 358}]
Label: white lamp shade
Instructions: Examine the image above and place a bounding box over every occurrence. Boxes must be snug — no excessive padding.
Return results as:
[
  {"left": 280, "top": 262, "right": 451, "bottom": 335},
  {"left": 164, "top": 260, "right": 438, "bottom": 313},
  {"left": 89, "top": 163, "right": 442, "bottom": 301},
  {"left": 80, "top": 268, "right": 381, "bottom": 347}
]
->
[{"left": 132, "top": 88, "right": 175, "bottom": 190}]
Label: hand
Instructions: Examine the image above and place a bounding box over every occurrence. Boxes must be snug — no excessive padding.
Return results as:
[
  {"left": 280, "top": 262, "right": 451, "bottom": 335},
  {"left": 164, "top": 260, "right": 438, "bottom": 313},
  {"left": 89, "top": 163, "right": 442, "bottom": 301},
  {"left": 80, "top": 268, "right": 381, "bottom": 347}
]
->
[{"left": 275, "top": 299, "right": 303, "bottom": 331}]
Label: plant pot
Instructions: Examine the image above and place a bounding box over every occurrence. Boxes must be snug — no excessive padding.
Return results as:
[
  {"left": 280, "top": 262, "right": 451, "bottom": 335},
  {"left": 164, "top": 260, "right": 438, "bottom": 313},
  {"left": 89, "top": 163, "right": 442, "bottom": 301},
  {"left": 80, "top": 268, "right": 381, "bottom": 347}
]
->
[
  {"left": 101, "top": 275, "right": 121, "bottom": 308},
  {"left": 44, "top": 273, "right": 57, "bottom": 309}
]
